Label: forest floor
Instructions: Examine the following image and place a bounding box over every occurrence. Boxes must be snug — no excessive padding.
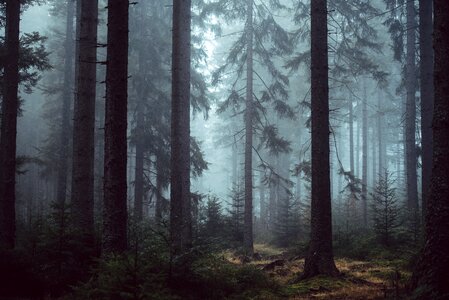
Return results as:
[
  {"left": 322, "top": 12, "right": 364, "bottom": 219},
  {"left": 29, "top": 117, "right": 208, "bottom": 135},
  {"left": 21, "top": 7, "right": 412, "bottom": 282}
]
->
[{"left": 224, "top": 244, "right": 411, "bottom": 299}]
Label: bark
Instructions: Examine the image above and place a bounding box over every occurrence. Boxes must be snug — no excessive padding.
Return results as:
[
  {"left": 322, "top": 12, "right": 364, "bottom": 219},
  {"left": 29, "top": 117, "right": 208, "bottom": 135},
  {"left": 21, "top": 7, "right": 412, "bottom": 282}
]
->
[
  {"left": 356, "top": 98, "right": 360, "bottom": 178},
  {"left": 405, "top": 0, "right": 418, "bottom": 213},
  {"left": 170, "top": 0, "right": 192, "bottom": 256},
  {"left": 259, "top": 170, "right": 267, "bottom": 230},
  {"left": 0, "top": 0, "right": 20, "bottom": 250},
  {"left": 362, "top": 82, "right": 368, "bottom": 227},
  {"left": 103, "top": 0, "right": 129, "bottom": 254},
  {"left": 302, "top": 0, "right": 339, "bottom": 278},
  {"left": 56, "top": 0, "right": 75, "bottom": 207},
  {"left": 419, "top": 0, "right": 434, "bottom": 220},
  {"left": 377, "top": 91, "right": 386, "bottom": 176},
  {"left": 372, "top": 124, "right": 377, "bottom": 188},
  {"left": 155, "top": 157, "right": 163, "bottom": 224},
  {"left": 243, "top": 0, "right": 254, "bottom": 256},
  {"left": 133, "top": 139, "right": 144, "bottom": 221},
  {"left": 133, "top": 4, "right": 146, "bottom": 221},
  {"left": 412, "top": 1, "right": 449, "bottom": 295},
  {"left": 349, "top": 96, "right": 354, "bottom": 175},
  {"left": 71, "top": 0, "right": 98, "bottom": 245},
  {"left": 231, "top": 143, "right": 238, "bottom": 188}
]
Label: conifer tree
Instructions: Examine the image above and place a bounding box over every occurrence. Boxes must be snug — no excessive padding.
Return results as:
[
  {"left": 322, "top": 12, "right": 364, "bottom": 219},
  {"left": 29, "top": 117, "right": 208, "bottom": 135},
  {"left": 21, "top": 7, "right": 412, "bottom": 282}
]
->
[
  {"left": 302, "top": 0, "right": 339, "bottom": 278},
  {"left": 103, "top": 0, "right": 129, "bottom": 254},
  {"left": 412, "top": 1, "right": 449, "bottom": 296},
  {"left": 0, "top": 0, "right": 20, "bottom": 250},
  {"left": 170, "top": 0, "right": 193, "bottom": 256},
  {"left": 208, "top": 0, "right": 293, "bottom": 256},
  {"left": 71, "top": 0, "right": 98, "bottom": 247}
]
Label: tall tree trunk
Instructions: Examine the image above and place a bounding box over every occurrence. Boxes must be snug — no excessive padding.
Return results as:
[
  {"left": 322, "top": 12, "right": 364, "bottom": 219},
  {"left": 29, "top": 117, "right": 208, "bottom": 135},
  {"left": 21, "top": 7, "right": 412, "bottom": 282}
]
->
[
  {"left": 231, "top": 143, "right": 238, "bottom": 188},
  {"left": 71, "top": 0, "right": 98, "bottom": 246},
  {"left": 303, "top": 0, "right": 338, "bottom": 278},
  {"left": 405, "top": 0, "right": 418, "bottom": 213},
  {"left": 56, "top": 0, "right": 75, "bottom": 207},
  {"left": 259, "top": 169, "right": 267, "bottom": 231},
  {"left": 372, "top": 124, "right": 377, "bottom": 187},
  {"left": 155, "top": 156, "right": 163, "bottom": 224},
  {"left": 412, "top": 1, "right": 449, "bottom": 295},
  {"left": 0, "top": 0, "right": 20, "bottom": 250},
  {"left": 133, "top": 4, "right": 146, "bottom": 222},
  {"left": 377, "top": 91, "right": 385, "bottom": 176},
  {"left": 349, "top": 96, "right": 354, "bottom": 176},
  {"left": 419, "top": 0, "right": 433, "bottom": 220},
  {"left": 103, "top": 0, "right": 129, "bottom": 254},
  {"left": 134, "top": 138, "right": 144, "bottom": 221},
  {"left": 170, "top": 0, "right": 192, "bottom": 257},
  {"left": 356, "top": 102, "right": 360, "bottom": 178},
  {"left": 362, "top": 82, "right": 368, "bottom": 227},
  {"left": 243, "top": 0, "right": 254, "bottom": 256}
]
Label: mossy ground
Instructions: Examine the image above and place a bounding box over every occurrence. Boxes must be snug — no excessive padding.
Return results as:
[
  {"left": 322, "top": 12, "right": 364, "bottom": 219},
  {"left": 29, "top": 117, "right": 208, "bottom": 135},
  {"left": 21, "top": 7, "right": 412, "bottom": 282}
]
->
[{"left": 223, "top": 244, "right": 411, "bottom": 299}]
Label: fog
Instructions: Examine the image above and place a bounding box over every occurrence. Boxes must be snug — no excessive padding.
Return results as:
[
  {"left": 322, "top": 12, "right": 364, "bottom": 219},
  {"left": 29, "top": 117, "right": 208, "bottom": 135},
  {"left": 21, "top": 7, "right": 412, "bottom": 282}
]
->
[{"left": 1, "top": 0, "right": 443, "bottom": 298}]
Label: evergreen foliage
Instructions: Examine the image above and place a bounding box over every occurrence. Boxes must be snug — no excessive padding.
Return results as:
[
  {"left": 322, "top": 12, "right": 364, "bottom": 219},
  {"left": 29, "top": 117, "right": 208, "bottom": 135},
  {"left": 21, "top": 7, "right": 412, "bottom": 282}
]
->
[{"left": 371, "top": 170, "right": 400, "bottom": 246}]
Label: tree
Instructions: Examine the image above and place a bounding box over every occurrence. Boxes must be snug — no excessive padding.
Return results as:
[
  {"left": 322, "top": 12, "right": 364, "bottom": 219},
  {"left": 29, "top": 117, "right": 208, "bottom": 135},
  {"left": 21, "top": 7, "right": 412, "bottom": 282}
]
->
[
  {"left": 71, "top": 0, "right": 98, "bottom": 246},
  {"left": 412, "top": 0, "right": 449, "bottom": 296},
  {"left": 362, "top": 81, "right": 368, "bottom": 228},
  {"left": 302, "top": 0, "right": 339, "bottom": 278},
  {"left": 170, "top": 0, "right": 192, "bottom": 256},
  {"left": 103, "top": 0, "right": 129, "bottom": 254},
  {"left": 405, "top": 0, "right": 418, "bottom": 216},
  {"left": 208, "top": 0, "right": 293, "bottom": 256},
  {"left": 132, "top": 1, "right": 146, "bottom": 222},
  {"left": 419, "top": 0, "right": 433, "bottom": 220},
  {"left": 243, "top": 0, "right": 254, "bottom": 256},
  {"left": 0, "top": 0, "right": 20, "bottom": 250},
  {"left": 371, "top": 170, "right": 400, "bottom": 246},
  {"left": 56, "top": 0, "right": 75, "bottom": 223}
]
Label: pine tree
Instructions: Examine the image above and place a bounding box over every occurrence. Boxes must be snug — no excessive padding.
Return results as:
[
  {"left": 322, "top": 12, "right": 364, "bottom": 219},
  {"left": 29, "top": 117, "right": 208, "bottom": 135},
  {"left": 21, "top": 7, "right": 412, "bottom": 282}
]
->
[
  {"left": 405, "top": 0, "right": 418, "bottom": 216},
  {"left": 208, "top": 0, "right": 293, "bottom": 256},
  {"left": 0, "top": 0, "right": 20, "bottom": 250},
  {"left": 170, "top": 0, "right": 192, "bottom": 257},
  {"left": 103, "top": 0, "right": 129, "bottom": 254},
  {"left": 419, "top": 0, "right": 433, "bottom": 220},
  {"left": 71, "top": 0, "right": 98, "bottom": 247},
  {"left": 302, "top": 0, "right": 339, "bottom": 278},
  {"left": 412, "top": 0, "right": 449, "bottom": 296},
  {"left": 371, "top": 170, "right": 400, "bottom": 246},
  {"left": 56, "top": 0, "right": 75, "bottom": 210}
]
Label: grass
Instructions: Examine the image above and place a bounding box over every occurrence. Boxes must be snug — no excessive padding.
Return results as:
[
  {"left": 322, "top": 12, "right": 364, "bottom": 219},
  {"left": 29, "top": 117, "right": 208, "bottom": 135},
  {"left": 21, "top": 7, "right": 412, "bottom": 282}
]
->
[{"left": 233, "top": 244, "right": 412, "bottom": 299}]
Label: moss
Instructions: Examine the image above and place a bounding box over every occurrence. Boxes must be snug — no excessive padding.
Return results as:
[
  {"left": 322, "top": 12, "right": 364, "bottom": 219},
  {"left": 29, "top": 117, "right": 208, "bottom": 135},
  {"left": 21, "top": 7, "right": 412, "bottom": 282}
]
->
[{"left": 285, "top": 275, "right": 347, "bottom": 296}]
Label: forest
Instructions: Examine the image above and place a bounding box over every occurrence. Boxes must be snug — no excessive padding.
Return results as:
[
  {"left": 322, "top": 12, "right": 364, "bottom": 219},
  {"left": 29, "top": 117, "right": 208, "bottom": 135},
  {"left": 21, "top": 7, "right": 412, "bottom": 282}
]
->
[{"left": 0, "top": 0, "right": 448, "bottom": 299}]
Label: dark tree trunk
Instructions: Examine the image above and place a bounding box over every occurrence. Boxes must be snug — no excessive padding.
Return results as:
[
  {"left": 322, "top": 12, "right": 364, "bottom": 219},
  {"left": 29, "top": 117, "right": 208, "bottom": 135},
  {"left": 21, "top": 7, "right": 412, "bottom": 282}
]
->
[
  {"left": 243, "top": 0, "right": 254, "bottom": 256},
  {"left": 302, "top": 0, "right": 339, "bottom": 278},
  {"left": 56, "top": 0, "right": 75, "bottom": 207},
  {"left": 412, "top": 1, "right": 449, "bottom": 295},
  {"left": 133, "top": 5, "right": 146, "bottom": 222},
  {"left": 170, "top": 0, "right": 192, "bottom": 257},
  {"left": 419, "top": 0, "right": 434, "bottom": 220},
  {"left": 0, "top": 0, "right": 20, "bottom": 250},
  {"left": 103, "top": 0, "right": 129, "bottom": 254},
  {"left": 362, "top": 82, "right": 368, "bottom": 227},
  {"left": 71, "top": 0, "right": 98, "bottom": 246},
  {"left": 405, "top": 0, "right": 418, "bottom": 213}
]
